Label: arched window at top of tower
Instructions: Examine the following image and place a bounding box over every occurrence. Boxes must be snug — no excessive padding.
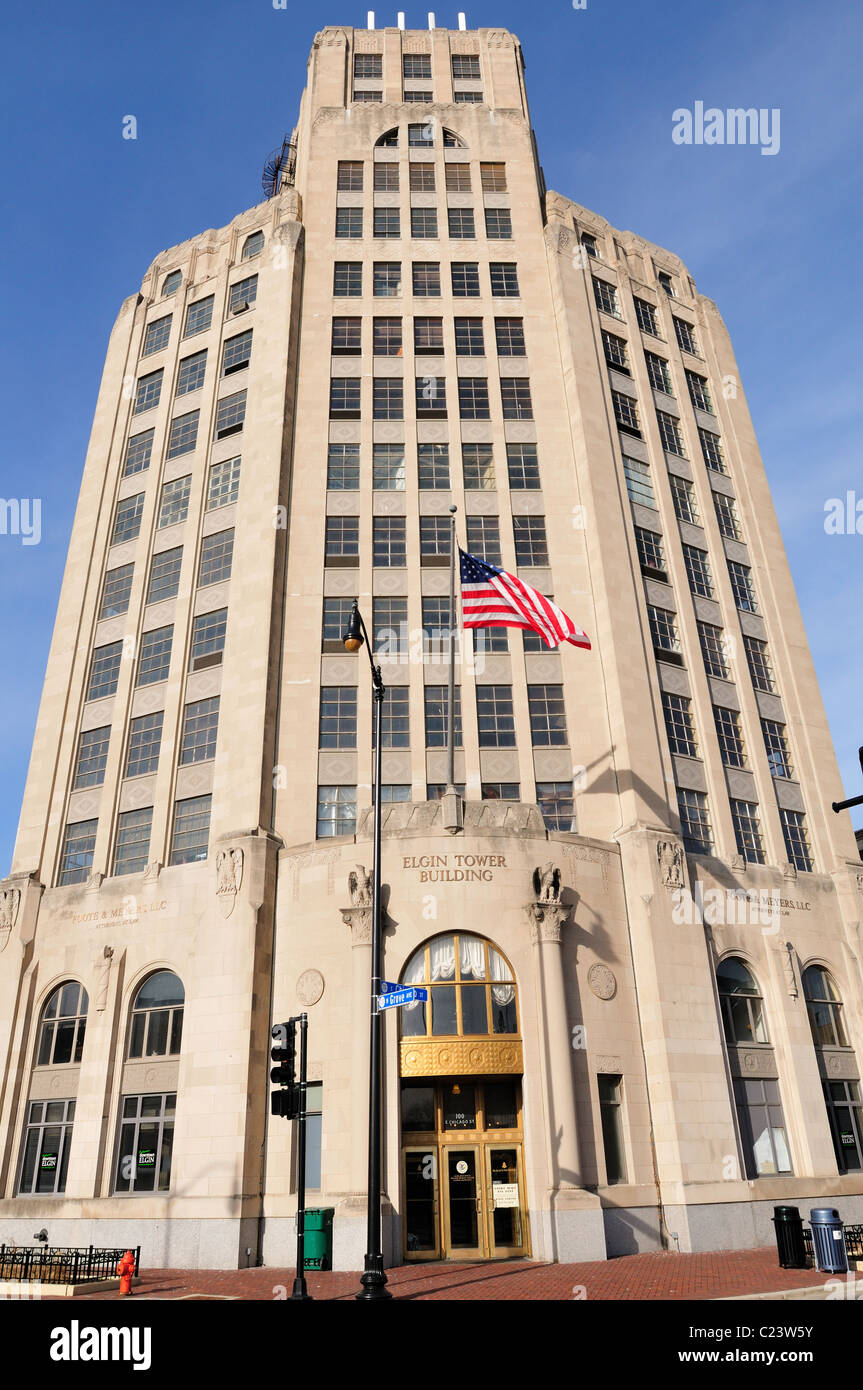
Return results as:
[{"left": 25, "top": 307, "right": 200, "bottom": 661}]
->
[
  {"left": 161, "top": 269, "right": 182, "bottom": 298},
  {"left": 375, "top": 128, "right": 399, "bottom": 148}
]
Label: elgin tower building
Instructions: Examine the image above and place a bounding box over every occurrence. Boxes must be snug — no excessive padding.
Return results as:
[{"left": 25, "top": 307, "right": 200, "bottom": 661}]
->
[{"left": 0, "top": 23, "right": 861, "bottom": 1270}]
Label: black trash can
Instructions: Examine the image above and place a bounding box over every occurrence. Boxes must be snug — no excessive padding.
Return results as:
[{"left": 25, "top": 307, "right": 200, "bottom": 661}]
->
[
  {"left": 809, "top": 1207, "right": 848, "bottom": 1274},
  {"left": 772, "top": 1205, "right": 808, "bottom": 1269}
]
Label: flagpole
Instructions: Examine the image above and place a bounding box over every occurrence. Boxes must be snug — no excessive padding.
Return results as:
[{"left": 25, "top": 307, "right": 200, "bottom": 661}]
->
[{"left": 442, "top": 504, "right": 463, "bottom": 833}]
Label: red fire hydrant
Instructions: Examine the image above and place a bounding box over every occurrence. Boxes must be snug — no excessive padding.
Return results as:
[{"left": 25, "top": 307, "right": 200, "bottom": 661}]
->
[{"left": 116, "top": 1249, "right": 136, "bottom": 1296}]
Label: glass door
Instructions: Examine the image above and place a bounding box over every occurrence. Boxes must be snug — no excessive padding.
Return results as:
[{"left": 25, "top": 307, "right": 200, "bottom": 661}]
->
[
  {"left": 403, "top": 1148, "right": 441, "bottom": 1259},
  {"left": 442, "top": 1146, "right": 484, "bottom": 1259},
  {"left": 484, "top": 1145, "right": 528, "bottom": 1257}
]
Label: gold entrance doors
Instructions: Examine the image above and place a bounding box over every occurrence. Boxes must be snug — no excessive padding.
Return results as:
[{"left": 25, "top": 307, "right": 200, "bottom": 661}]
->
[{"left": 400, "top": 1078, "right": 530, "bottom": 1261}]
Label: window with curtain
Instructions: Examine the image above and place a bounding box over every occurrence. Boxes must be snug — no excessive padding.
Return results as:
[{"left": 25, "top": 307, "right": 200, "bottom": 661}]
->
[{"left": 399, "top": 933, "right": 517, "bottom": 1039}]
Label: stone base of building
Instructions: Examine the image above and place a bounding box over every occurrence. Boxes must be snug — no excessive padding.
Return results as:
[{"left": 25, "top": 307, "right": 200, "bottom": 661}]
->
[
  {"left": 664, "top": 1192, "right": 863, "bottom": 1254},
  {"left": 0, "top": 1213, "right": 260, "bottom": 1271}
]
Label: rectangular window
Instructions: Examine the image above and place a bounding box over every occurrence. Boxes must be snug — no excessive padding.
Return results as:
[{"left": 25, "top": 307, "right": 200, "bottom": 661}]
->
[
  {"left": 18, "top": 1099, "right": 76, "bottom": 1195},
  {"left": 158, "top": 475, "right": 191, "bottom": 529},
  {"left": 697, "top": 621, "right": 730, "bottom": 680},
  {"left": 422, "top": 597, "right": 452, "bottom": 658},
  {"left": 417, "top": 442, "right": 450, "bottom": 489},
  {"left": 500, "top": 377, "right": 533, "bottom": 420},
  {"left": 733, "top": 1079, "right": 792, "bottom": 1179},
  {"left": 670, "top": 473, "right": 699, "bottom": 524},
  {"left": 731, "top": 800, "right": 765, "bottom": 865},
  {"left": 427, "top": 783, "right": 466, "bottom": 801},
  {"left": 458, "top": 377, "right": 490, "bottom": 419},
  {"left": 123, "top": 429, "right": 154, "bottom": 478},
  {"left": 536, "top": 783, "right": 576, "bottom": 832},
  {"left": 404, "top": 89, "right": 432, "bottom": 104},
  {"left": 372, "top": 317, "right": 402, "bottom": 356},
  {"left": 454, "top": 90, "right": 483, "bottom": 103},
  {"left": 682, "top": 543, "right": 714, "bottom": 598},
  {"left": 403, "top": 53, "right": 432, "bottom": 79},
  {"left": 111, "top": 493, "right": 144, "bottom": 546},
  {"left": 317, "top": 785, "right": 357, "bottom": 839},
  {"left": 374, "top": 206, "right": 401, "bottom": 239},
  {"left": 454, "top": 318, "right": 484, "bottom": 356},
  {"left": 133, "top": 369, "right": 162, "bottom": 415},
  {"left": 780, "top": 808, "right": 813, "bottom": 871},
  {"left": 414, "top": 316, "right": 443, "bottom": 353},
  {"left": 463, "top": 443, "right": 495, "bottom": 491},
  {"left": 662, "top": 692, "right": 698, "bottom": 757},
  {"left": 728, "top": 560, "right": 758, "bottom": 613},
  {"left": 147, "top": 547, "right": 183, "bottom": 605},
  {"left": 207, "top": 456, "right": 241, "bottom": 510},
  {"left": 330, "top": 377, "right": 362, "bottom": 417},
  {"left": 125, "top": 710, "right": 164, "bottom": 778},
  {"left": 166, "top": 410, "right": 199, "bottom": 460},
  {"left": 601, "top": 331, "right": 628, "bottom": 372},
  {"left": 376, "top": 686, "right": 410, "bottom": 749},
  {"left": 744, "top": 635, "right": 776, "bottom": 694},
  {"left": 326, "top": 515, "right": 359, "bottom": 561},
  {"left": 658, "top": 270, "right": 675, "bottom": 297},
  {"left": 648, "top": 605, "right": 682, "bottom": 660},
  {"left": 416, "top": 374, "right": 447, "bottom": 417},
  {"left": 336, "top": 207, "right": 363, "bottom": 239},
  {"left": 214, "top": 390, "right": 246, "bottom": 439},
  {"left": 373, "top": 597, "right": 408, "bottom": 657},
  {"left": 444, "top": 163, "right": 472, "bottom": 192},
  {"left": 452, "top": 53, "right": 480, "bottom": 78},
  {"left": 633, "top": 298, "right": 658, "bottom": 336},
  {"left": 373, "top": 515, "right": 407, "bottom": 567},
  {"left": 373, "top": 377, "right": 403, "bottom": 419},
  {"left": 184, "top": 296, "right": 214, "bottom": 337},
  {"left": 176, "top": 350, "right": 206, "bottom": 397},
  {"left": 623, "top": 456, "right": 655, "bottom": 509},
  {"left": 169, "top": 794, "right": 211, "bottom": 864},
  {"left": 334, "top": 262, "right": 362, "bottom": 297},
  {"left": 713, "top": 491, "right": 742, "bottom": 541},
  {"left": 114, "top": 1092, "right": 176, "bottom": 1194},
  {"left": 635, "top": 527, "right": 666, "bottom": 579},
  {"left": 476, "top": 685, "right": 516, "bottom": 747},
  {"left": 677, "top": 787, "right": 713, "bottom": 854},
  {"left": 466, "top": 515, "right": 501, "bottom": 565},
  {"left": 424, "top": 687, "right": 462, "bottom": 748},
  {"left": 143, "top": 315, "right": 172, "bottom": 357},
  {"left": 599, "top": 1075, "right": 627, "bottom": 1184},
  {"left": 87, "top": 641, "right": 123, "bottom": 701},
  {"left": 593, "top": 278, "right": 620, "bottom": 319},
  {"left": 480, "top": 161, "right": 507, "bottom": 192},
  {"left": 327, "top": 443, "right": 360, "bottom": 490},
  {"left": 373, "top": 443, "right": 406, "bottom": 490},
  {"left": 484, "top": 207, "right": 512, "bottom": 240},
  {"left": 481, "top": 783, "right": 519, "bottom": 801},
  {"left": 645, "top": 352, "right": 673, "bottom": 395},
  {"left": 613, "top": 391, "right": 640, "bottom": 435},
  {"left": 408, "top": 122, "right": 434, "bottom": 147},
  {"left": 411, "top": 206, "right": 438, "bottom": 239},
  {"left": 419, "top": 516, "right": 451, "bottom": 561},
  {"left": 674, "top": 317, "right": 698, "bottom": 355},
  {"left": 222, "top": 329, "right": 252, "bottom": 376},
  {"left": 228, "top": 275, "right": 257, "bottom": 313},
  {"left": 451, "top": 262, "right": 480, "bottom": 297},
  {"left": 59, "top": 819, "right": 98, "bottom": 886},
  {"left": 113, "top": 808, "right": 153, "bottom": 877},
  {"left": 657, "top": 410, "right": 685, "bottom": 456},
  {"left": 714, "top": 705, "right": 747, "bottom": 768},
  {"left": 409, "top": 162, "right": 436, "bottom": 191},
  {"left": 762, "top": 719, "right": 794, "bottom": 779},
  {"left": 505, "top": 443, "right": 539, "bottom": 490},
  {"left": 74, "top": 726, "right": 111, "bottom": 789},
  {"left": 198, "top": 530, "right": 234, "bottom": 587},
  {"left": 353, "top": 90, "right": 382, "bottom": 103},
  {"left": 447, "top": 207, "right": 475, "bottom": 240},
  {"left": 580, "top": 233, "right": 599, "bottom": 260},
  {"left": 337, "top": 160, "right": 364, "bottom": 190},
  {"left": 322, "top": 597, "right": 356, "bottom": 650},
  {"left": 100, "top": 563, "right": 134, "bottom": 620},
  {"left": 699, "top": 428, "right": 725, "bottom": 473},
  {"left": 495, "top": 318, "right": 525, "bottom": 357},
  {"left": 513, "top": 515, "right": 548, "bottom": 566},
  {"left": 375, "top": 261, "right": 404, "bottom": 297},
  {"left": 179, "top": 696, "right": 220, "bottom": 764},
  {"left": 686, "top": 371, "right": 713, "bottom": 413},
  {"left": 528, "top": 684, "right": 567, "bottom": 746},
  {"left": 137, "top": 626, "right": 173, "bottom": 685},
  {"left": 489, "top": 263, "right": 519, "bottom": 297},
  {"left": 354, "top": 53, "right": 381, "bottom": 78},
  {"left": 374, "top": 163, "right": 400, "bottom": 191},
  {"left": 190, "top": 609, "right": 227, "bottom": 670}
]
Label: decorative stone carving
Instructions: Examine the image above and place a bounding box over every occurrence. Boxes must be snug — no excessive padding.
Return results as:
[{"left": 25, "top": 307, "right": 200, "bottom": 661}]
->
[
  {"left": 486, "top": 30, "right": 513, "bottom": 47},
  {"left": 215, "top": 847, "right": 244, "bottom": 918},
  {"left": 533, "top": 863, "right": 562, "bottom": 904},
  {"left": 587, "top": 963, "right": 617, "bottom": 1000},
  {"left": 86, "top": 872, "right": 104, "bottom": 893},
  {"left": 596, "top": 1055, "right": 622, "bottom": 1073},
  {"left": 857, "top": 874, "right": 863, "bottom": 895},
  {"left": 400, "top": 1037, "right": 523, "bottom": 1077},
  {"left": 557, "top": 227, "right": 573, "bottom": 254},
  {"left": 657, "top": 840, "right": 685, "bottom": 890},
  {"left": 346, "top": 865, "right": 370, "bottom": 907},
  {"left": 783, "top": 942, "right": 799, "bottom": 998},
  {"left": 95, "top": 946, "right": 114, "bottom": 1011},
  {"left": 143, "top": 861, "right": 162, "bottom": 882},
  {"left": 341, "top": 903, "right": 373, "bottom": 946},
  {"left": 783, "top": 861, "right": 798, "bottom": 881},
  {"left": 527, "top": 863, "right": 567, "bottom": 942},
  {"left": 316, "top": 28, "right": 348, "bottom": 47},
  {"left": 0, "top": 888, "right": 20, "bottom": 951},
  {"left": 296, "top": 969, "right": 325, "bottom": 1007}
]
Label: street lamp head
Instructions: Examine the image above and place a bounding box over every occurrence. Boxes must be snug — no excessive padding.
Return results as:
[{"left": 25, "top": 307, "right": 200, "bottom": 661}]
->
[{"left": 343, "top": 601, "right": 364, "bottom": 653}]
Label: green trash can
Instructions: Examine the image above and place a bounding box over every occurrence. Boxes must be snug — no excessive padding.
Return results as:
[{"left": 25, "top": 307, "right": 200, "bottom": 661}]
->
[{"left": 302, "top": 1208, "right": 334, "bottom": 1271}]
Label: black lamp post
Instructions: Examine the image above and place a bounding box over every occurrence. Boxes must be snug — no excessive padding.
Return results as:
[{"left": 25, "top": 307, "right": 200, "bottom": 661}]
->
[{"left": 343, "top": 601, "right": 392, "bottom": 1301}]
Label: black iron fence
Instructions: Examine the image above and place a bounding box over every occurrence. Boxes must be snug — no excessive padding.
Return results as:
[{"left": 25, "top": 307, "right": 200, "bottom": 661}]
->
[
  {"left": 800, "top": 1224, "right": 862, "bottom": 1267},
  {"left": 0, "top": 1244, "right": 140, "bottom": 1285}
]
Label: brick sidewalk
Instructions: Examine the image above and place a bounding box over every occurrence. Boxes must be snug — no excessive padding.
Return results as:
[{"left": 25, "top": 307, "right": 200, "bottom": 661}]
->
[{"left": 64, "top": 1247, "right": 829, "bottom": 1301}]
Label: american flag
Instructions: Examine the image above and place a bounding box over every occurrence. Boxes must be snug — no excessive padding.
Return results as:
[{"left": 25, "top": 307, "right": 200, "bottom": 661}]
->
[{"left": 459, "top": 548, "right": 591, "bottom": 650}]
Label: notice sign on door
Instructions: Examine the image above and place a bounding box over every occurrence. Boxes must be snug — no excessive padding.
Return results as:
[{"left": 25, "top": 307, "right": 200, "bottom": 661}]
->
[{"left": 492, "top": 1182, "right": 519, "bottom": 1208}]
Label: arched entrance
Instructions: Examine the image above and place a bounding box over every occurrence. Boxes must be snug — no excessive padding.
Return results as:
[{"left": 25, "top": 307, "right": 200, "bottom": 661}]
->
[{"left": 398, "top": 933, "right": 530, "bottom": 1261}]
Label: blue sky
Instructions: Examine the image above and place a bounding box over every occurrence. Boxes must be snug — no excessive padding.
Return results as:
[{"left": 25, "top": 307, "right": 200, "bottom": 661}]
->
[{"left": 1, "top": 0, "right": 860, "bottom": 871}]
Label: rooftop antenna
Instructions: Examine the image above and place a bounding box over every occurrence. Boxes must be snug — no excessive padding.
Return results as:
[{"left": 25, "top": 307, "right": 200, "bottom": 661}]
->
[
  {"left": 367, "top": 10, "right": 375, "bottom": 28},
  {"left": 428, "top": 11, "right": 436, "bottom": 28},
  {"left": 397, "top": 11, "right": 405, "bottom": 27},
  {"left": 458, "top": 11, "right": 467, "bottom": 28}
]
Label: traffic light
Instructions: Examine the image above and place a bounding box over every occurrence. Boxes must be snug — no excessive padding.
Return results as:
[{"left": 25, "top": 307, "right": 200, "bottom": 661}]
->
[{"left": 270, "top": 1021, "right": 300, "bottom": 1119}]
